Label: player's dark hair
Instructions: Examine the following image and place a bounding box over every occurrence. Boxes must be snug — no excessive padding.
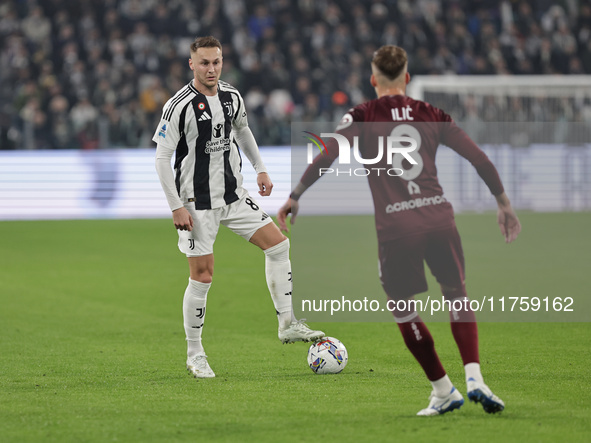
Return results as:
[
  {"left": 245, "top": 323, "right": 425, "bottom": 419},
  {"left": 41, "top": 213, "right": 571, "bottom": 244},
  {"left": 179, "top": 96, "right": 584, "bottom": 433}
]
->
[
  {"left": 372, "top": 46, "right": 407, "bottom": 81},
  {"left": 190, "top": 36, "right": 222, "bottom": 53}
]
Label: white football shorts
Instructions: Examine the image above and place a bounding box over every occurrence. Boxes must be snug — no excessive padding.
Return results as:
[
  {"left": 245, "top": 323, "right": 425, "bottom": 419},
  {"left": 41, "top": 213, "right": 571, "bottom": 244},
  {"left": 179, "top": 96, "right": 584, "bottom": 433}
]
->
[{"left": 177, "top": 194, "right": 274, "bottom": 257}]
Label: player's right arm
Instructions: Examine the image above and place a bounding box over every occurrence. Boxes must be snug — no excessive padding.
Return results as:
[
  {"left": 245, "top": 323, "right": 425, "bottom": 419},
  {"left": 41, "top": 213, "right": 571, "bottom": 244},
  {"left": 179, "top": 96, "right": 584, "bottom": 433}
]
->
[
  {"left": 155, "top": 142, "right": 193, "bottom": 231},
  {"left": 278, "top": 110, "right": 364, "bottom": 232},
  {"left": 277, "top": 110, "right": 361, "bottom": 233},
  {"left": 277, "top": 148, "right": 338, "bottom": 232},
  {"left": 153, "top": 99, "right": 193, "bottom": 231}
]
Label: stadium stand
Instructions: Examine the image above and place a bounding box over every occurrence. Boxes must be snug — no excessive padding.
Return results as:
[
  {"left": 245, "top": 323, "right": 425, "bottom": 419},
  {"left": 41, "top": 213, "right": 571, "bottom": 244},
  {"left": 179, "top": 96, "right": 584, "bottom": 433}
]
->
[{"left": 1, "top": 0, "right": 590, "bottom": 149}]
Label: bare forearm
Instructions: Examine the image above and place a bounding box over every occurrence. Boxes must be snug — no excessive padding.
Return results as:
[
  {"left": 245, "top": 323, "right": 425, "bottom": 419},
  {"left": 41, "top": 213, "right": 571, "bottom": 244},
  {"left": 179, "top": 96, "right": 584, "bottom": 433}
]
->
[
  {"left": 289, "top": 182, "right": 308, "bottom": 201},
  {"left": 495, "top": 192, "right": 511, "bottom": 208}
]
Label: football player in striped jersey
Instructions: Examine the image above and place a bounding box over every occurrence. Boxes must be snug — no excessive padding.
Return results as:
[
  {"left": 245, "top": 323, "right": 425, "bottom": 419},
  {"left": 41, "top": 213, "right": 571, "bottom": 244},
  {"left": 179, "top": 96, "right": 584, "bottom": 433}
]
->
[{"left": 153, "top": 36, "right": 323, "bottom": 379}]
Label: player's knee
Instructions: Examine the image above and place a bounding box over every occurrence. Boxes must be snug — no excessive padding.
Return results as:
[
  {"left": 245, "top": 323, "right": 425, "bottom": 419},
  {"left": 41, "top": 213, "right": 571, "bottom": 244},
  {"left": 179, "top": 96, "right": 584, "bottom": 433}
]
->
[
  {"left": 191, "top": 271, "right": 213, "bottom": 284},
  {"left": 440, "top": 283, "right": 466, "bottom": 300},
  {"left": 391, "top": 296, "right": 420, "bottom": 324},
  {"left": 250, "top": 223, "right": 286, "bottom": 250},
  {"left": 264, "top": 238, "right": 290, "bottom": 262},
  {"left": 189, "top": 262, "right": 214, "bottom": 283}
]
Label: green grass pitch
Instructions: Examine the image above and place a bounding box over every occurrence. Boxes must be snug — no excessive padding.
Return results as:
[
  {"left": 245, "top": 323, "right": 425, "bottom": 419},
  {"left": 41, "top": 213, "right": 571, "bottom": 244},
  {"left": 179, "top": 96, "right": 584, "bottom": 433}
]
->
[{"left": 0, "top": 213, "right": 590, "bottom": 442}]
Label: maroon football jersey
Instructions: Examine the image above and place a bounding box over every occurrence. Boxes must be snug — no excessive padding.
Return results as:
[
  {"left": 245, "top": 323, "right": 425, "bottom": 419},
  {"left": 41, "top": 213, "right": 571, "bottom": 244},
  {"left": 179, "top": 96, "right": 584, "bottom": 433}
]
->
[{"left": 300, "top": 95, "right": 503, "bottom": 242}]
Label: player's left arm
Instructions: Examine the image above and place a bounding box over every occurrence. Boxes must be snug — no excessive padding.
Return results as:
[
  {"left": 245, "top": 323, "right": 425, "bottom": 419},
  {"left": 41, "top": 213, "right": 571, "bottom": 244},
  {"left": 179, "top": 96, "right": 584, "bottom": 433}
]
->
[
  {"left": 232, "top": 93, "right": 271, "bottom": 196},
  {"left": 233, "top": 125, "right": 271, "bottom": 196},
  {"left": 442, "top": 120, "right": 521, "bottom": 243},
  {"left": 256, "top": 171, "right": 273, "bottom": 197}
]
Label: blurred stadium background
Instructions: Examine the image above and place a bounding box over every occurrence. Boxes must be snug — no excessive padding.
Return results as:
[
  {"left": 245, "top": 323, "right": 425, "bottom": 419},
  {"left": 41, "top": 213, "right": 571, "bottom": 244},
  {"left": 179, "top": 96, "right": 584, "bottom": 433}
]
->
[
  {"left": 0, "top": 0, "right": 590, "bottom": 219},
  {"left": 1, "top": 4, "right": 590, "bottom": 441}
]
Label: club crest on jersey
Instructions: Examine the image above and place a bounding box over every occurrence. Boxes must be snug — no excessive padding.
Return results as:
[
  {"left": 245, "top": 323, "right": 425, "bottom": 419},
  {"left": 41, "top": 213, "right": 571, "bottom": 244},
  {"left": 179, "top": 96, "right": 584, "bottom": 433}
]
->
[
  {"left": 198, "top": 102, "right": 206, "bottom": 110},
  {"left": 158, "top": 124, "right": 167, "bottom": 138},
  {"left": 223, "top": 102, "right": 233, "bottom": 117},
  {"left": 336, "top": 113, "right": 353, "bottom": 131}
]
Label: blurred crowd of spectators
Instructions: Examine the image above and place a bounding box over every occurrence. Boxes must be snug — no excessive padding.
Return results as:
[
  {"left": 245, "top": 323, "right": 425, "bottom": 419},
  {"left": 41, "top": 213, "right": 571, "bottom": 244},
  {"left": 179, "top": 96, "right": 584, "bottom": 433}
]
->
[{"left": 1, "top": 0, "right": 590, "bottom": 149}]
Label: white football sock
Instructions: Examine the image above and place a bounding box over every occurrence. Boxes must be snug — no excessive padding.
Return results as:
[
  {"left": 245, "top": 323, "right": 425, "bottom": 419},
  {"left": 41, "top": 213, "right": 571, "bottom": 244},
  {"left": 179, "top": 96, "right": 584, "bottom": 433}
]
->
[
  {"left": 465, "top": 362, "right": 484, "bottom": 384},
  {"left": 264, "top": 239, "right": 295, "bottom": 329},
  {"left": 431, "top": 374, "right": 454, "bottom": 397},
  {"left": 183, "top": 278, "right": 211, "bottom": 358}
]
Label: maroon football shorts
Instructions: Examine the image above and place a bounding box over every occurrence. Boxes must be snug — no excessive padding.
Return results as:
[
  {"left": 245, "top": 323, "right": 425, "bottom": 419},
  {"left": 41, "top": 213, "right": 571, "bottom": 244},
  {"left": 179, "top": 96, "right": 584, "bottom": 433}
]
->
[{"left": 378, "top": 225, "right": 466, "bottom": 301}]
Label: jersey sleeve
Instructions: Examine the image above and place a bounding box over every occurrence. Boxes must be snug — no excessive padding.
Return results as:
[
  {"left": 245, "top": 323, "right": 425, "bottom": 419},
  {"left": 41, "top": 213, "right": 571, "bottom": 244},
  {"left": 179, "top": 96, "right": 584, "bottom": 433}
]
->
[
  {"left": 152, "top": 97, "right": 182, "bottom": 149},
  {"left": 155, "top": 142, "right": 184, "bottom": 211},
  {"left": 438, "top": 110, "right": 504, "bottom": 196},
  {"left": 232, "top": 91, "right": 248, "bottom": 129}
]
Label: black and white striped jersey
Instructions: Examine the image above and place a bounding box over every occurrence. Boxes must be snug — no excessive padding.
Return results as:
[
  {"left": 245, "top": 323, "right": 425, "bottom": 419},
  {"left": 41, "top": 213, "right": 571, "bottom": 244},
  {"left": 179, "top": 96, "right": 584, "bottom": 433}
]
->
[{"left": 152, "top": 80, "right": 249, "bottom": 210}]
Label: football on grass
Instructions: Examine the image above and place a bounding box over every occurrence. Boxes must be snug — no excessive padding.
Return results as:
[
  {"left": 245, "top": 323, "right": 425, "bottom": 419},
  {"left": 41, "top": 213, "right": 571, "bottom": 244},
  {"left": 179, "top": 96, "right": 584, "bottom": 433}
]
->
[{"left": 307, "top": 337, "right": 348, "bottom": 374}]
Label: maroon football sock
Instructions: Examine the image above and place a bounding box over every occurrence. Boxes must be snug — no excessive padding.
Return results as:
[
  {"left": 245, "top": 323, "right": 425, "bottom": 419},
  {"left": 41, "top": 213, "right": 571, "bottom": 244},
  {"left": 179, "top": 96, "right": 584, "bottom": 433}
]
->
[
  {"left": 396, "top": 318, "right": 446, "bottom": 381},
  {"left": 449, "top": 299, "right": 480, "bottom": 365}
]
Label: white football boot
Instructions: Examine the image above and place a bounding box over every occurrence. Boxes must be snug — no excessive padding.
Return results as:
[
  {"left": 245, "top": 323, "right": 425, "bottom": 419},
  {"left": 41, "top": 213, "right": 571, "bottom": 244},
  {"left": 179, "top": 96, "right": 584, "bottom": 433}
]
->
[
  {"left": 417, "top": 387, "right": 464, "bottom": 416},
  {"left": 186, "top": 354, "right": 215, "bottom": 378},
  {"left": 467, "top": 378, "right": 505, "bottom": 413},
  {"left": 278, "top": 319, "right": 324, "bottom": 344}
]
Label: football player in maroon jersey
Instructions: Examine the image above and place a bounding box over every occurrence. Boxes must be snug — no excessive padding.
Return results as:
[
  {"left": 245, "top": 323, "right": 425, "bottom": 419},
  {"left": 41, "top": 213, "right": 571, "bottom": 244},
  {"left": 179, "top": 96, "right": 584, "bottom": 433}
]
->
[{"left": 279, "top": 45, "right": 520, "bottom": 416}]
